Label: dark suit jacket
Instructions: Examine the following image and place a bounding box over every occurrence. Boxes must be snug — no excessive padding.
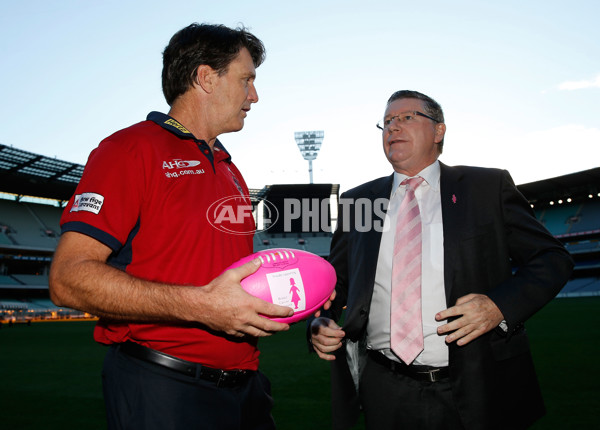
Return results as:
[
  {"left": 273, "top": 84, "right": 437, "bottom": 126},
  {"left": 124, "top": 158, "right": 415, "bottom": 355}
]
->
[{"left": 322, "top": 163, "right": 573, "bottom": 430}]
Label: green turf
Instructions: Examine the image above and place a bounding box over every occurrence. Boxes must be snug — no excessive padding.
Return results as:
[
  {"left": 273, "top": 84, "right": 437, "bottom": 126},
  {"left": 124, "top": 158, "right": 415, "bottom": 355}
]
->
[
  {"left": 0, "top": 321, "right": 106, "bottom": 429},
  {"left": 527, "top": 297, "right": 600, "bottom": 430},
  {"left": 1, "top": 297, "right": 598, "bottom": 429}
]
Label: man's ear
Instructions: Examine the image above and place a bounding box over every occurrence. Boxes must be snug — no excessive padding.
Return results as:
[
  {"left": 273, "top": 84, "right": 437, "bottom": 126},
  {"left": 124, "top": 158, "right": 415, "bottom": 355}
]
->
[
  {"left": 434, "top": 123, "right": 446, "bottom": 144},
  {"left": 193, "top": 65, "right": 217, "bottom": 93}
]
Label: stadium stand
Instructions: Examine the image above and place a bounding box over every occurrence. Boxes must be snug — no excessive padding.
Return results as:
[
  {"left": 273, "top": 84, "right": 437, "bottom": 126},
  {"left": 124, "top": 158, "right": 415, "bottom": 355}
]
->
[
  {"left": 519, "top": 167, "right": 600, "bottom": 297},
  {"left": 251, "top": 183, "right": 337, "bottom": 257},
  {"left": 0, "top": 199, "right": 60, "bottom": 249},
  {"left": 0, "top": 144, "right": 88, "bottom": 323},
  {"left": 1, "top": 143, "right": 599, "bottom": 325}
]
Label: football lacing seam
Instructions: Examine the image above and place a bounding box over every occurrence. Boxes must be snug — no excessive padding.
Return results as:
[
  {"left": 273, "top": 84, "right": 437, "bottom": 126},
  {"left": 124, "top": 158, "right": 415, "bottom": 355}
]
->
[{"left": 258, "top": 249, "right": 296, "bottom": 264}]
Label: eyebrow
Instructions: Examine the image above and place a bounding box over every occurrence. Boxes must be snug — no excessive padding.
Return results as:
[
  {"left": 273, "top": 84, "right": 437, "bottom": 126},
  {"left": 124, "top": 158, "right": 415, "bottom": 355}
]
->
[{"left": 384, "top": 110, "right": 414, "bottom": 119}]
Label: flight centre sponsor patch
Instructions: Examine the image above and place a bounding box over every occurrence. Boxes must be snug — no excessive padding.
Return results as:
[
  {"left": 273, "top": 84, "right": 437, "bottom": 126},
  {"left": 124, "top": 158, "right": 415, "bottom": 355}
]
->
[{"left": 70, "top": 192, "right": 105, "bottom": 214}]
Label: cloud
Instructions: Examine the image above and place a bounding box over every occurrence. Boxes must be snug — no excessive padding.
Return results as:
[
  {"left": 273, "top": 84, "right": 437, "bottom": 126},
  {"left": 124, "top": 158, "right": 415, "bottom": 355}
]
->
[{"left": 557, "top": 74, "right": 600, "bottom": 91}]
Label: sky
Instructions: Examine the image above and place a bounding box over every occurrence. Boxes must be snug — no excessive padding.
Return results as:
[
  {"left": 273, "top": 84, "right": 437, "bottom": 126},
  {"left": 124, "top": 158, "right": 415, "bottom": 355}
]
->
[{"left": 1, "top": 0, "right": 599, "bottom": 193}]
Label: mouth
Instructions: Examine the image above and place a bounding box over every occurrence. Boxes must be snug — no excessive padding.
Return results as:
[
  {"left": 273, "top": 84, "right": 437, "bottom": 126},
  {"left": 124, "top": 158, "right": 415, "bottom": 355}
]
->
[{"left": 388, "top": 138, "right": 407, "bottom": 146}]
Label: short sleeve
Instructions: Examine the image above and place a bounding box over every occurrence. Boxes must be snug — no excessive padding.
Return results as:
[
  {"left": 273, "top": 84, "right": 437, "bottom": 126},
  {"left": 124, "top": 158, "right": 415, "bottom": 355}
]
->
[{"left": 60, "top": 136, "right": 145, "bottom": 251}]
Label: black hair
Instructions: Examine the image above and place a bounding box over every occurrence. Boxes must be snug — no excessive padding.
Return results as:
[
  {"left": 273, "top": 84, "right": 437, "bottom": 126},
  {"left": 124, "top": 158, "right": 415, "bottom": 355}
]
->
[{"left": 162, "top": 23, "right": 265, "bottom": 105}]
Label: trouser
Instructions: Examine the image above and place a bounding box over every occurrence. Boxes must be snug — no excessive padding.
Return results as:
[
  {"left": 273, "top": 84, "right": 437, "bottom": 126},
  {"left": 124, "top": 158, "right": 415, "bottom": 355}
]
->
[
  {"left": 102, "top": 344, "right": 276, "bottom": 430},
  {"left": 359, "top": 352, "right": 465, "bottom": 430}
]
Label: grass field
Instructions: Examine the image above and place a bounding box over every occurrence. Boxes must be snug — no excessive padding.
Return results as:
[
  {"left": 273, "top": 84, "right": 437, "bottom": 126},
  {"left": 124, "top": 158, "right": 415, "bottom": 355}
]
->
[{"left": 1, "top": 297, "right": 599, "bottom": 429}]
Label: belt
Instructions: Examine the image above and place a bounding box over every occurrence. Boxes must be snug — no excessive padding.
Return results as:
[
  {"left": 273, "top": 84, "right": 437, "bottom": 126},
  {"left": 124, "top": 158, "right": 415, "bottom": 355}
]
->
[
  {"left": 368, "top": 350, "right": 450, "bottom": 382},
  {"left": 119, "top": 341, "right": 253, "bottom": 388}
]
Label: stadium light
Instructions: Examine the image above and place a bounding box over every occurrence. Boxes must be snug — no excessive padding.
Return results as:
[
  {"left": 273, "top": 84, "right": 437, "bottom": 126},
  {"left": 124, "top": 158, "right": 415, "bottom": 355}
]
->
[{"left": 295, "top": 131, "right": 324, "bottom": 184}]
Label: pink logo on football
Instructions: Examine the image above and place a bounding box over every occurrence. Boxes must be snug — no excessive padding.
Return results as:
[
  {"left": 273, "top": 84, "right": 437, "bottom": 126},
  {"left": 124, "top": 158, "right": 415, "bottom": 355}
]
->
[
  {"left": 289, "top": 278, "right": 302, "bottom": 309},
  {"left": 266, "top": 269, "right": 306, "bottom": 312}
]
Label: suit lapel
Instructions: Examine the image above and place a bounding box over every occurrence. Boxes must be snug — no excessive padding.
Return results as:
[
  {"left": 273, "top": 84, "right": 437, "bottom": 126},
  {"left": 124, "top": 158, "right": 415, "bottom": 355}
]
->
[
  {"left": 342, "top": 175, "right": 393, "bottom": 337},
  {"left": 439, "top": 163, "right": 463, "bottom": 305},
  {"left": 363, "top": 174, "right": 394, "bottom": 270}
]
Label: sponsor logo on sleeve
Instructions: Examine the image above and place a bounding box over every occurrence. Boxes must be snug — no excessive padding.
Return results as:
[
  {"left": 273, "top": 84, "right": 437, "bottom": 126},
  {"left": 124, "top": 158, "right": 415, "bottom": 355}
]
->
[{"left": 70, "top": 192, "right": 105, "bottom": 215}]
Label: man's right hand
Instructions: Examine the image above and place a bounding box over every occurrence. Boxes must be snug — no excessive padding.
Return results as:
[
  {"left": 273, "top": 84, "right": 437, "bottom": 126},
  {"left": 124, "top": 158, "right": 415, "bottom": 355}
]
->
[
  {"left": 191, "top": 258, "right": 294, "bottom": 338},
  {"left": 310, "top": 317, "right": 345, "bottom": 361}
]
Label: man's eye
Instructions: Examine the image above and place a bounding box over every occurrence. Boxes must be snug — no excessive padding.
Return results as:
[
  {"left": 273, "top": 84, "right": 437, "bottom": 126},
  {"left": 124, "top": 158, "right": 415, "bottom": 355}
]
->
[
  {"left": 403, "top": 114, "right": 415, "bottom": 121},
  {"left": 383, "top": 118, "right": 393, "bottom": 126}
]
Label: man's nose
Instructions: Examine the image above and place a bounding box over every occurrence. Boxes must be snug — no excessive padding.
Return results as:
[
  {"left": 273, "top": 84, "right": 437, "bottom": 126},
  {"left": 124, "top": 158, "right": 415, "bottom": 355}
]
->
[{"left": 249, "top": 83, "right": 259, "bottom": 103}]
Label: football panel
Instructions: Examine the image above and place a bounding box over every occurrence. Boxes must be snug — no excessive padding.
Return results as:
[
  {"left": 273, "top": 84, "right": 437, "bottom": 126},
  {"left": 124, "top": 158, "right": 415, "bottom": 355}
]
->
[{"left": 226, "top": 248, "right": 336, "bottom": 323}]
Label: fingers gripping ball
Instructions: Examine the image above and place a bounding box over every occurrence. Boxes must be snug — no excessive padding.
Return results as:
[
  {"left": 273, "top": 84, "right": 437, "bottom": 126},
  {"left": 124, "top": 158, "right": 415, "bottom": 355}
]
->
[{"left": 226, "top": 249, "right": 336, "bottom": 323}]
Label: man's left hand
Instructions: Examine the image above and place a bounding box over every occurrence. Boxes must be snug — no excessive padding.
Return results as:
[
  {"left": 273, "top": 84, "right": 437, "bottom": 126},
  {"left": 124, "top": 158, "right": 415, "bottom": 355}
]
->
[
  {"left": 313, "top": 290, "right": 336, "bottom": 318},
  {"left": 435, "top": 293, "right": 504, "bottom": 346}
]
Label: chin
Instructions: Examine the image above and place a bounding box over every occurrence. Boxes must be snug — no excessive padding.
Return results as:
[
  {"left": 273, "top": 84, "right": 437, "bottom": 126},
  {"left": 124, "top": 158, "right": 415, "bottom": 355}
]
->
[
  {"left": 386, "top": 152, "right": 410, "bottom": 165},
  {"left": 222, "top": 121, "right": 244, "bottom": 134}
]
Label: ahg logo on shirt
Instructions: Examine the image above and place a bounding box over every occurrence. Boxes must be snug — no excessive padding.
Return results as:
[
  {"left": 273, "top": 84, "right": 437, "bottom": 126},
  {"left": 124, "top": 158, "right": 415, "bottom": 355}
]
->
[{"left": 162, "top": 159, "right": 201, "bottom": 169}]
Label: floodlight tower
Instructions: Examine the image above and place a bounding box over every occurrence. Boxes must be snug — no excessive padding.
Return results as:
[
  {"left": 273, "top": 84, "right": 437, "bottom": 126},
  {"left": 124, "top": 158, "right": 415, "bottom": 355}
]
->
[{"left": 294, "top": 130, "right": 324, "bottom": 184}]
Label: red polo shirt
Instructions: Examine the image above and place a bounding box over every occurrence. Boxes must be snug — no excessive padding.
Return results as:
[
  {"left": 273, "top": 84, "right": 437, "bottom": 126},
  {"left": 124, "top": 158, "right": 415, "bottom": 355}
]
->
[{"left": 60, "top": 112, "right": 258, "bottom": 370}]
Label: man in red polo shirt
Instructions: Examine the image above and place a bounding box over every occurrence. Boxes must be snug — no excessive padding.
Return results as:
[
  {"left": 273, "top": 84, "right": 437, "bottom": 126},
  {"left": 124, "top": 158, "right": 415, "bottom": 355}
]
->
[{"left": 49, "top": 23, "right": 294, "bottom": 429}]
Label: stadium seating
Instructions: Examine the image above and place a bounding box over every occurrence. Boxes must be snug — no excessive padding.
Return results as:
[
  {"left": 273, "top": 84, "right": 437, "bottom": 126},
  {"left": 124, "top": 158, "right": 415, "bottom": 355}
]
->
[
  {"left": 569, "top": 200, "right": 600, "bottom": 234},
  {"left": 566, "top": 240, "right": 600, "bottom": 254},
  {"left": 537, "top": 199, "right": 600, "bottom": 237},
  {"left": 537, "top": 205, "right": 578, "bottom": 236},
  {"left": 0, "top": 275, "right": 20, "bottom": 285},
  {"left": 0, "top": 199, "right": 62, "bottom": 249},
  {"left": 253, "top": 232, "right": 333, "bottom": 257},
  {"left": 557, "top": 277, "right": 600, "bottom": 297},
  {"left": 11, "top": 274, "right": 49, "bottom": 287}
]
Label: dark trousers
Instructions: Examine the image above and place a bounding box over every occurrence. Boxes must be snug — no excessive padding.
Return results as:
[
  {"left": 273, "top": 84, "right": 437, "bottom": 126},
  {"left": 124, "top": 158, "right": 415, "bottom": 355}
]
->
[
  {"left": 102, "top": 345, "right": 276, "bottom": 430},
  {"left": 359, "top": 353, "right": 465, "bottom": 430}
]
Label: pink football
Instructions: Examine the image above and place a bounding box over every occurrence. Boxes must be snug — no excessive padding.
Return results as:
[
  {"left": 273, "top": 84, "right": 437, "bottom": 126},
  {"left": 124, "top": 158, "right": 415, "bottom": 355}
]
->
[{"left": 227, "top": 248, "right": 336, "bottom": 323}]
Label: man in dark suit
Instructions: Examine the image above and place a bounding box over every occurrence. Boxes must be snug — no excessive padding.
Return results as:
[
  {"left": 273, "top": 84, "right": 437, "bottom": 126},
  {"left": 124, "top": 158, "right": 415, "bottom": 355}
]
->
[{"left": 310, "top": 90, "right": 573, "bottom": 430}]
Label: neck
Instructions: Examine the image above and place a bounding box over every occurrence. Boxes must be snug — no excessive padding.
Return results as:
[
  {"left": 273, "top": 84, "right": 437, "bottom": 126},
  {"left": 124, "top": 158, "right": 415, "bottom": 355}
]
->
[
  {"left": 394, "top": 158, "right": 439, "bottom": 178},
  {"left": 168, "top": 96, "right": 217, "bottom": 148}
]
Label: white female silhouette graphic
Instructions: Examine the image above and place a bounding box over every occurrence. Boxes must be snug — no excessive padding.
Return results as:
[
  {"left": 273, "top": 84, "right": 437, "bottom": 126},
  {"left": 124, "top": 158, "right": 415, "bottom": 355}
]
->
[{"left": 289, "top": 277, "right": 302, "bottom": 309}]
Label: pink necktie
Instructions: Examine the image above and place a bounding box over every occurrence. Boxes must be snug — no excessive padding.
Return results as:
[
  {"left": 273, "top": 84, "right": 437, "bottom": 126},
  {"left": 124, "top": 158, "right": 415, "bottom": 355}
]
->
[{"left": 390, "top": 176, "right": 425, "bottom": 364}]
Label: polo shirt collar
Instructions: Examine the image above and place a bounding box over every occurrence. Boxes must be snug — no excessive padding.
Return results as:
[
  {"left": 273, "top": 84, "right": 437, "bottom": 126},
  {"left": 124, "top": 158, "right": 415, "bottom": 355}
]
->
[{"left": 147, "top": 111, "right": 232, "bottom": 163}]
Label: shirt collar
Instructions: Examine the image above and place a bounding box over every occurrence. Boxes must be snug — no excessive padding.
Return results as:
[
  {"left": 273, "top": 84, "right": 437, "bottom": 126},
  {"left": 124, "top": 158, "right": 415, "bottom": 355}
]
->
[
  {"left": 147, "top": 111, "right": 232, "bottom": 162},
  {"left": 392, "top": 160, "right": 441, "bottom": 195}
]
